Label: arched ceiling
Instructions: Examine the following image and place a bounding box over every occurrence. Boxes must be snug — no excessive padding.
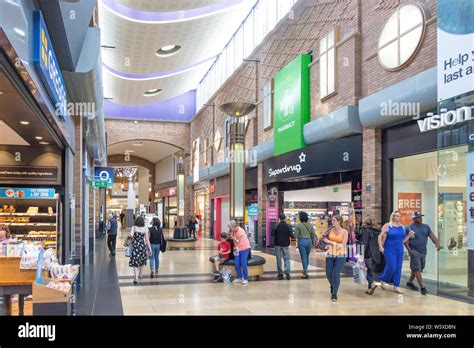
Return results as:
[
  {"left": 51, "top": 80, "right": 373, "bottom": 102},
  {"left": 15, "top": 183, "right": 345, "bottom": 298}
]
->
[
  {"left": 108, "top": 140, "right": 181, "bottom": 163},
  {"left": 99, "top": 0, "right": 257, "bottom": 111}
]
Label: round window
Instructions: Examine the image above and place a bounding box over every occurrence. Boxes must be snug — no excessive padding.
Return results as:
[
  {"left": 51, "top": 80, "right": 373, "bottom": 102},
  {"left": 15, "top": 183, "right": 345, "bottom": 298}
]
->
[{"left": 378, "top": 4, "right": 426, "bottom": 70}]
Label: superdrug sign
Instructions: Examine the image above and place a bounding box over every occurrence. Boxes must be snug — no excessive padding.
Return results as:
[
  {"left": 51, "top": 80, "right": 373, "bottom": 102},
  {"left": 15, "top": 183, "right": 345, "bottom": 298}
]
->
[{"left": 263, "top": 135, "right": 362, "bottom": 184}]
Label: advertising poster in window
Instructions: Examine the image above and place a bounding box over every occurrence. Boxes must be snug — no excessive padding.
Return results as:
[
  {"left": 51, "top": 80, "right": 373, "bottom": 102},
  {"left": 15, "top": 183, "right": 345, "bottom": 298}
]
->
[
  {"left": 273, "top": 54, "right": 311, "bottom": 156},
  {"left": 397, "top": 192, "right": 422, "bottom": 226},
  {"left": 467, "top": 152, "right": 474, "bottom": 250},
  {"left": 437, "top": 0, "right": 474, "bottom": 102}
]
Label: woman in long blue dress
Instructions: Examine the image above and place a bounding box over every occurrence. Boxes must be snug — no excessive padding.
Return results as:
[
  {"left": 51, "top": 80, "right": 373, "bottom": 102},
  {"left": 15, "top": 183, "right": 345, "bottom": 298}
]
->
[{"left": 378, "top": 211, "right": 414, "bottom": 294}]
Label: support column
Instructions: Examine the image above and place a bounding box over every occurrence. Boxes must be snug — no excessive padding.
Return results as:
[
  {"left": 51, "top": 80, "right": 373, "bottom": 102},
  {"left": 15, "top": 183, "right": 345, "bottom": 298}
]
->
[
  {"left": 138, "top": 167, "right": 149, "bottom": 209},
  {"left": 362, "top": 128, "right": 383, "bottom": 226},
  {"left": 72, "top": 116, "right": 83, "bottom": 264}
]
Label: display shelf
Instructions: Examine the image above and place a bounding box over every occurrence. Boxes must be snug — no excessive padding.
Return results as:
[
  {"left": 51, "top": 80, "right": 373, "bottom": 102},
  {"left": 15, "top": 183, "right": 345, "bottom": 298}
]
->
[
  {"left": 2, "top": 223, "right": 56, "bottom": 226},
  {"left": 0, "top": 213, "right": 56, "bottom": 216}
]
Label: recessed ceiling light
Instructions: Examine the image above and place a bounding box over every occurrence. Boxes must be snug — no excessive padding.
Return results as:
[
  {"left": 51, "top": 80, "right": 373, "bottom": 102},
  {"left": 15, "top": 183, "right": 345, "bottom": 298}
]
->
[
  {"left": 156, "top": 45, "right": 181, "bottom": 57},
  {"left": 14, "top": 28, "right": 25, "bottom": 37},
  {"left": 20, "top": 121, "right": 30, "bottom": 125},
  {"left": 39, "top": 141, "right": 49, "bottom": 145},
  {"left": 143, "top": 88, "right": 162, "bottom": 97},
  {"left": 133, "top": 142, "right": 143, "bottom": 147},
  {"left": 35, "top": 136, "right": 43, "bottom": 140},
  {"left": 134, "top": 121, "right": 138, "bottom": 124},
  {"left": 0, "top": 91, "right": 3, "bottom": 95},
  {"left": 125, "top": 150, "right": 134, "bottom": 153}
]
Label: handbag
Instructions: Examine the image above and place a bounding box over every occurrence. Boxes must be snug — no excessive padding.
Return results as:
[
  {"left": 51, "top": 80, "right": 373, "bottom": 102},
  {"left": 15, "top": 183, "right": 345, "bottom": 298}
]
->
[
  {"left": 125, "top": 243, "right": 133, "bottom": 257},
  {"left": 160, "top": 228, "right": 167, "bottom": 253},
  {"left": 315, "top": 227, "right": 331, "bottom": 251}
]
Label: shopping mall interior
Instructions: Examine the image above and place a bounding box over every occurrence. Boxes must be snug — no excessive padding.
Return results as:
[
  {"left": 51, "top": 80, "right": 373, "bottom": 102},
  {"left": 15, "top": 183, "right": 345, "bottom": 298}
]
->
[{"left": 0, "top": 0, "right": 474, "bottom": 322}]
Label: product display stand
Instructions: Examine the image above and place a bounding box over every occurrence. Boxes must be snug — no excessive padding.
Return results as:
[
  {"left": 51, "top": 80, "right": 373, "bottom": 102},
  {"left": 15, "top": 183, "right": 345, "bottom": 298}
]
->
[{"left": 33, "top": 277, "right": 74, "bottom": 315}]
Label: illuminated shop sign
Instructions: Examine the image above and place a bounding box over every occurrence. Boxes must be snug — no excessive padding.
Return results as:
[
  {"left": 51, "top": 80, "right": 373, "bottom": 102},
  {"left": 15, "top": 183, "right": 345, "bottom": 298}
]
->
[
  {"left": 273, "top": 54, "right": 311, "bottom": 156},
  {"left": 33, "top": 11, "right": 68, "bottom": 120},
  {"left": 417, "top": 106, "right": 472, "bottom": 132}
]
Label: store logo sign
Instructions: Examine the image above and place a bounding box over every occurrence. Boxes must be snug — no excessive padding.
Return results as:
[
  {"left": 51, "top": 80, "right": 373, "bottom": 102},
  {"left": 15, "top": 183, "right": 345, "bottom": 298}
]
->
[
  {"left": 273, "top": 54, "right": 311, "bottom": 156},
  {"left": 417, "top": 106, "right": 473, "bottom": 132},
  {"left": 268, "top": 152, "right": 305, "bottom": 178},
  {"left": 33, "top": 11, "right": 68, "bottom": 121}
]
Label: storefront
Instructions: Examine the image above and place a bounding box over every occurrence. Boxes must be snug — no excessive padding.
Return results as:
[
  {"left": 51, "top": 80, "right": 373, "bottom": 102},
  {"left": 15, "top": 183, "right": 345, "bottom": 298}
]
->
[
  {"left": 160, "top": 186, "right": 177, "bottom": 229},
  {"left": 193, "top": 182, "right": 210, "bottom": 238},
  {"left": 210, "top": 176, "right": 230, "bottom": 241},
  {"left": 263, "top": 135, "right": 362, "bottom": 247},
  {"left": 382, "top": 107, "right": 474, "bottom": 301},
  {"left": 0, "top": 23, "right": 74, "bottom": 263}
]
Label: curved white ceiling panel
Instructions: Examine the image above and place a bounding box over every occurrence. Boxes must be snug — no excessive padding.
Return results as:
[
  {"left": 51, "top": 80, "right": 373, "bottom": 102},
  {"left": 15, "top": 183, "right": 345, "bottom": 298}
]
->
[
  {"left": 103, "top": 58, "right": 214, "bottom": 105},
  {"left": 99, "top": 0, "right": 256, "bottom": 110}
]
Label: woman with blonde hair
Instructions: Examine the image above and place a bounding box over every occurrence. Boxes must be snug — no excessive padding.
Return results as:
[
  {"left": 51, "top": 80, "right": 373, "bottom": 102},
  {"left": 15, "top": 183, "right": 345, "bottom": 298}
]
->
[
  {"left": 323, "top": 215, "right": 348, "bottom": 301},
  {"left": 378, "top": 211, "right": 414, "bottom": 294}
]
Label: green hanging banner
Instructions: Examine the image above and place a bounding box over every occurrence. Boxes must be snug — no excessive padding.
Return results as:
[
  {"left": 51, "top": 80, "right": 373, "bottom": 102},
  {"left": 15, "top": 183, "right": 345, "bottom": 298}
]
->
[{"left": 273, "top": 54, "right": 311, "bottom": 156}]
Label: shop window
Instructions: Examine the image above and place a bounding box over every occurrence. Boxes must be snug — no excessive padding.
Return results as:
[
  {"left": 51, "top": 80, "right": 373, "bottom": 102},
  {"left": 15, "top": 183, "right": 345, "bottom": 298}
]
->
[
  {"left": 378, "top": 4, "right": 426, "bottom": 70},
  {"left": 263, "top": 79, "right": 273, "bottom": 130},
  {"left": 320, "top": 27, "right": 339, "bottom": 99}
]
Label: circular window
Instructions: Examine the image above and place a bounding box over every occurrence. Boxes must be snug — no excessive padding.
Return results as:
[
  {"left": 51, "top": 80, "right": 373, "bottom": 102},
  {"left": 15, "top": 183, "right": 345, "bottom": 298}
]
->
[{"left": 378, "top": 4, "right": 426, "bottom": 70}]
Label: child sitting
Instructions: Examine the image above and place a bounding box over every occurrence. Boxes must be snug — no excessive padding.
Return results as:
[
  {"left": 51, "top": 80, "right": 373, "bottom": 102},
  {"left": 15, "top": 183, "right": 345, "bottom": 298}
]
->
[{"left": 213, "top": 232, "right": 231, "bottom": 282}]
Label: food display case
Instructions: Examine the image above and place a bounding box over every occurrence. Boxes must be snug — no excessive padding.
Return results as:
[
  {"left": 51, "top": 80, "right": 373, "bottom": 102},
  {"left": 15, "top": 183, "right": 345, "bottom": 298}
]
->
[{"left": 0, "top": 188, "right": 58, "bottom": 254}]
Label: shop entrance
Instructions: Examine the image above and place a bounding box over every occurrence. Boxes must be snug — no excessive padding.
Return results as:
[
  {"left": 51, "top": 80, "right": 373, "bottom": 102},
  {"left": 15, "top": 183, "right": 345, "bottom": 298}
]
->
[{"left": 283, "top": 183, "right": 353, "bottom": 238}]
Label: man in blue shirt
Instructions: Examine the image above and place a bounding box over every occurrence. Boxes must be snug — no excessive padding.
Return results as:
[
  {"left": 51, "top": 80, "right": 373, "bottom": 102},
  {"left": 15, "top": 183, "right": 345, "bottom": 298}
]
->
[{"left": 404, "top": 211, "right": 441, "bottom": 295}]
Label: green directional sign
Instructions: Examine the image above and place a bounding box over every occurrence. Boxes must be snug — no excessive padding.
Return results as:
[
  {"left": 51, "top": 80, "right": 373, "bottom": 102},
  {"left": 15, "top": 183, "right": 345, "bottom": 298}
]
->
[
  {"left": 91, "top": 180, "right": 108, "bottom": 188},
  {"left": 273, "top": 54, "right": 311, "bottom": 156}
]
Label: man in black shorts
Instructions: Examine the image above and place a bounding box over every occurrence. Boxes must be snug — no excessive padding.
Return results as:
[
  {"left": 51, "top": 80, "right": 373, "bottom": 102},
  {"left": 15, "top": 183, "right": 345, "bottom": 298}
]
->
[{"left": 404, "top": 211, "right": 441, "bottom": 295}]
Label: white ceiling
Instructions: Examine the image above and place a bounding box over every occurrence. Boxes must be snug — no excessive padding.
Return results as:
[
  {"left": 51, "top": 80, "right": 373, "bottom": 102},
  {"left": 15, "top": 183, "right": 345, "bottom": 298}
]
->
[
  {"left": 99, "top": 0, "right": 256, "bottom": 106},
  {"left": 116, "top": 0, "right": 223, "bottom": 12},
  {"left": 108, "top": 140, "right": 181, "bottom": 163}
]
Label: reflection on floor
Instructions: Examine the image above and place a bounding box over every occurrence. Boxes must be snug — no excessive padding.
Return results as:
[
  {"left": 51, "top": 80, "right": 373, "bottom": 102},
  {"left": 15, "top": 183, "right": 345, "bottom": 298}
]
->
[{"left": 115, "top": 231, "right": 474, "bottom": 315}]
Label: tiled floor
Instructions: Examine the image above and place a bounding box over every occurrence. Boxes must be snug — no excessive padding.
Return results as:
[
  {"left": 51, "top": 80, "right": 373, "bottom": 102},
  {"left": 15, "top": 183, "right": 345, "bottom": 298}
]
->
[{"left": 115, "top": 230, "right": 474, "bottom": 316}]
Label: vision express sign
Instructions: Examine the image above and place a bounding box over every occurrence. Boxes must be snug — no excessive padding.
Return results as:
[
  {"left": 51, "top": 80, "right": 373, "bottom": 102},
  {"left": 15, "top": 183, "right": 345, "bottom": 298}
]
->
[{"left": 263, "top": 135, "right": 362, "bottom": 184}]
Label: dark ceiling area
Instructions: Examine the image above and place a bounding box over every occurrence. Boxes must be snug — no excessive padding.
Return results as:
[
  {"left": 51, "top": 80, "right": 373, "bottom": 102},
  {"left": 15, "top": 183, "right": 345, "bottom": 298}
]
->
[{"left": 0, "top": 65, "right": 58, "bottom": 147}]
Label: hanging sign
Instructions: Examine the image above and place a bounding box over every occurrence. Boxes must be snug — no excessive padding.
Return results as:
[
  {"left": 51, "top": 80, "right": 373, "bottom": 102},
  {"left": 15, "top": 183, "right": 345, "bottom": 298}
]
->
[{"left": 0, "top": 188, "right": 55, "bottom": 199}]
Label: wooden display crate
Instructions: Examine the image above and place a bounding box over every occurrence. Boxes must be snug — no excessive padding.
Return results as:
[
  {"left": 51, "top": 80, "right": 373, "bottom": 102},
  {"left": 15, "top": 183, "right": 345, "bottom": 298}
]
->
[
  {"left": 0, "top": 257, "right": 47, "bottom": 284},
  {"left": 32, "top": 278, "right": 72, "bottom": 315}
]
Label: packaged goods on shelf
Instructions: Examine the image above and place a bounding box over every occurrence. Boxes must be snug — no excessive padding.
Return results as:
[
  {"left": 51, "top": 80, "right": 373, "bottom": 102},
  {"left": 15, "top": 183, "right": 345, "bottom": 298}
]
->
[
  {"left": 49, "top": 263, "right": 79, "bottom": 281},
  {"left": 26, "top": 207, "right": 39, "bottom": 214},
  {"left": 46, "top": 281, "right": 71, "bottom": 293},
  {"left": 48, "top": 207, "right": 53, "bottom": 214}
]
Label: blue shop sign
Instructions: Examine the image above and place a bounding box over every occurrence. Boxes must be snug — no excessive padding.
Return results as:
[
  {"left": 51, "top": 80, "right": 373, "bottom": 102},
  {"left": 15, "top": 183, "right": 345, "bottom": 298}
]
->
[
  {"left": 247, "top": 204, "right": 259, "bottom": 217},
  {"left": 0, "top": 188, "right": 55, "bottom": 199},
  {"left": 33, "top": 11, "right": 68, "bottom": 121},
  {"left": 94, "top": 167, "right": 114, "bottom": 187}
]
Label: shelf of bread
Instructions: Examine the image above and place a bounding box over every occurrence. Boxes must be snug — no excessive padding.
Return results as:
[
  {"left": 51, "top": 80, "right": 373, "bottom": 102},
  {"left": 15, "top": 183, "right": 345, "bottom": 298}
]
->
[
  {"left": 33, "top": 278, "right": 71, "bottom": 304},
  {"left": 0, "top": 212, "right": 56, "bottom": 216},
  {"left": 2, "top": 222, "right": 56, "bottom": 226},
  {"left": 0, "top": 205, "right": 55, "bottom": 215}
]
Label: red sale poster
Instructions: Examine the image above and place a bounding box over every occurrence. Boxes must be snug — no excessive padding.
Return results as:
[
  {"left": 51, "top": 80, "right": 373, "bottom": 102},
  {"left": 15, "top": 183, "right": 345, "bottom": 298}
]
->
[{"left": 397, "top": 193, "right": 422, "bottom": 226}]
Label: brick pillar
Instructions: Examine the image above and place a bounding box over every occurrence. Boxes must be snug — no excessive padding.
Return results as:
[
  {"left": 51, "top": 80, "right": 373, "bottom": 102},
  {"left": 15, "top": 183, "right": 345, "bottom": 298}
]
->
[
  {"left": 257, "top": 163, "right": 266, "bottom": 247},
  {"left": 72, "top": 116, "right": 83, "bottom": 262},
  {"left": 362, "top": 128, "right": 383, "bottom": 226}
]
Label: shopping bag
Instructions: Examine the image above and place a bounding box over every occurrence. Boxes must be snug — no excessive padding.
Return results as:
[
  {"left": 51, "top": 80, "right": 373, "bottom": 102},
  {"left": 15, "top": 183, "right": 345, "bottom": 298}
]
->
[
  {"left": 352, "top": 259, "right": 368, "bottom": 285},
  {"left": 221, "top": 268, "right": 233, "bottom": 284},
  {"left": 125, "top": 244, "right": 133, "bottom": 258}
]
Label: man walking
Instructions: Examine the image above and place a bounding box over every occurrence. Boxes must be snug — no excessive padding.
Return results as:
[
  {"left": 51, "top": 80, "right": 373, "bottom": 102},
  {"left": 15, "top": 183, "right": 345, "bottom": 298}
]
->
[
  {"left": 404, "top": 211, "right": 441, "bottom": 295},
  {"left": 274, "top": 213, "right": 294, "bottom": 280},
  {"left": 107, "top": 214, "right": 118, "bottom": 256}
]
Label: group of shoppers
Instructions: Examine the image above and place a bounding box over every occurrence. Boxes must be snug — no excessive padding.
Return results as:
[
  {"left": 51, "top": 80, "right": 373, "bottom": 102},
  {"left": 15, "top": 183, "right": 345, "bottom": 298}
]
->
[
  {"left": 272, "top": 209, "right": 441, "bottom": 301},
  {"left": 125, "top": 216, "right": 164, "bottom": 284},
  {"left": 273, "top": 212, "right": 349, "bottom": 301}
]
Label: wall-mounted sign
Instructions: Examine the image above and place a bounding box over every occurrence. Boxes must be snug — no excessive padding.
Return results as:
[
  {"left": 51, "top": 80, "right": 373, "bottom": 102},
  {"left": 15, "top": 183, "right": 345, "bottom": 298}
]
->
[
  {"left": 397, "top": 192, "right": 422, "bottom": 226},
  {"left": 263, "top": 135, "right": 362, "bottom": 184},
  {"left": 93, "top": 167, "right": 114, "bottom": 188},
  {"left": 162, "top": 186, "right": 177, "bottom": 197},
  {"left": 0, "top": 188, "right": 55, "bottom": 199},
  {"left": 417, "top": 106, "right": 472, "bottom": 132},
  {"left": 437, "top": 0, "right": 474, "bottom": 102},
  {"left": 284, "top": 201, "right": 326, "bottom": 210},
  {"left": 247, "top": 203, "right": 259, "bottom": 217},
  {"left": 0, "top": 166, "right": 58, "bottom": 181},
  {"left": 32, "top": 11, "right": 68, "bottom": 119},
  {"left": 273, "top": 54, "right": 311, "bottom": 156}
]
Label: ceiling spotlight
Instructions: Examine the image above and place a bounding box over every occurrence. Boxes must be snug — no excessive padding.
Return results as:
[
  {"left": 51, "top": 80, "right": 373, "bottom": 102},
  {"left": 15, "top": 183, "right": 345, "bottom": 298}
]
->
[
  {"left": 125, "top": 150, "right": 134, "bottom": 153},
  {"left": 156, "top": 45, "right": 181, "bottom": 57},
  {"left": 35, "top": 136, "right": 43, "bottom": 140},
  {"left": 39, "top": 141, "right": 49, "bottom": 145},
  {"left": 143, "top": 88, "right": 162, "bottom": 97},
  {"left": 134, "top": 121, "right": 138, "bottom": 124},
  {"left": 20, "top": 121, "right": 30, "bottom": 125},
  {"left": 133, "top": 142, "right": 143, "bottom": 147}
]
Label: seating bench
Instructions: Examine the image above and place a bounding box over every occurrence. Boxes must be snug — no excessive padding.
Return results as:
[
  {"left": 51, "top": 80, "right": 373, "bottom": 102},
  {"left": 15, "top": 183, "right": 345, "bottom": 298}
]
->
[
  {"left": 209, "top": 254, "right": 266, "bottom": 280},
  {"left": 167, "top": 238, "right": 197, "bottom": 250}
]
